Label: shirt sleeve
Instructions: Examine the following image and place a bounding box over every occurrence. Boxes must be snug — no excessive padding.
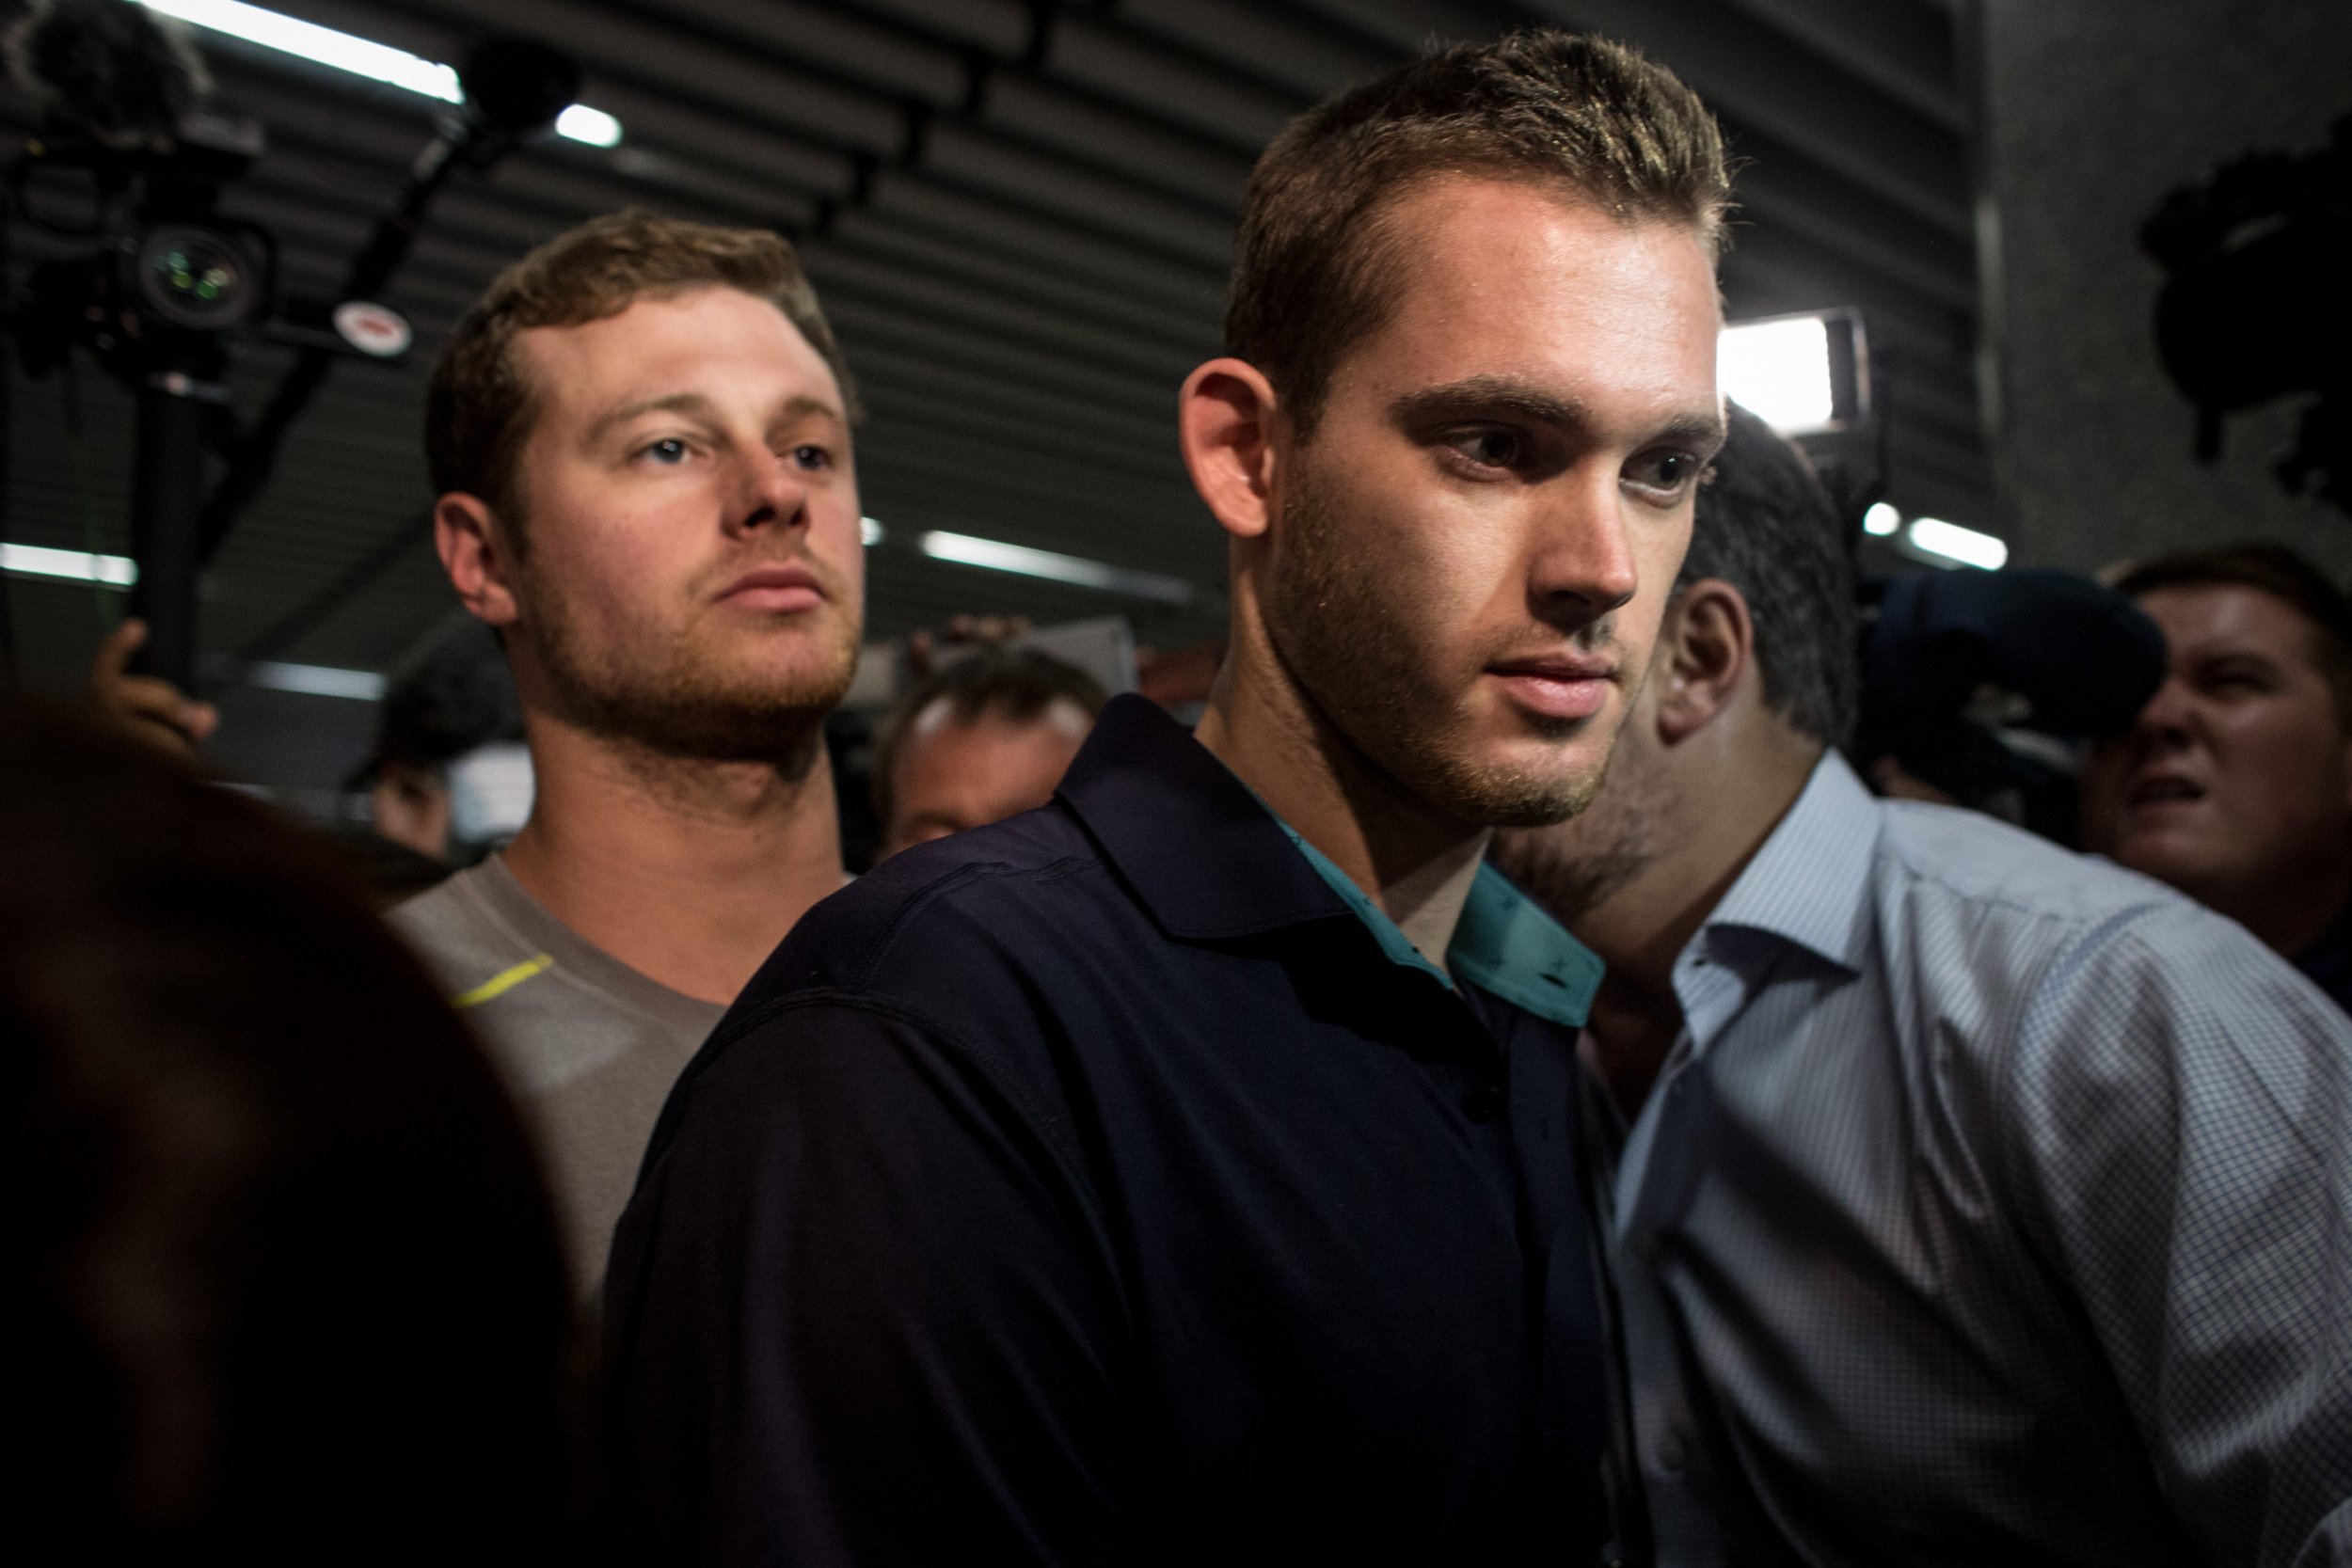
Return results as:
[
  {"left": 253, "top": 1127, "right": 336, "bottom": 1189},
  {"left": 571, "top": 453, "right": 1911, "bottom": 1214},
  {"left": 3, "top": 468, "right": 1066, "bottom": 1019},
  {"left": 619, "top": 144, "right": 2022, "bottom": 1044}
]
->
[
  {"left": 2003, "top": 906, "right": 2352, "bottom": 1567},
  {"left": 603, "top": 996, "right": 1132, "bottom": 1568}
]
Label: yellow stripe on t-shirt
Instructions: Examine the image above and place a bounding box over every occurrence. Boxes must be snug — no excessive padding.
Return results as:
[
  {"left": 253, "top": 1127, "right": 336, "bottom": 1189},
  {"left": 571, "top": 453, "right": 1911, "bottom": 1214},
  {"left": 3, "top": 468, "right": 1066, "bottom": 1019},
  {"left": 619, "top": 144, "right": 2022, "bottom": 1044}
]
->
[{"left": 452, "top": 953, "right": 554, "bottom": 1009}]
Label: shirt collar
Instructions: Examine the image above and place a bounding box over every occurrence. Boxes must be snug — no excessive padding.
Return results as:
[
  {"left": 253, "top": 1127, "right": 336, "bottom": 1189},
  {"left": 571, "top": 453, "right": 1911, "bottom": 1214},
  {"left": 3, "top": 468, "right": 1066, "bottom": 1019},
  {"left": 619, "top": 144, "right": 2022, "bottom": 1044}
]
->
[
  {"left": 1057, "top": 694, "right": 1353, "bottom": 941},
  {"left": 1699, "top": 749, "right": 1882, "bottom": 975},
  {"left": 1057, "top": 695, "right": 1601, "bottom": 1028}
]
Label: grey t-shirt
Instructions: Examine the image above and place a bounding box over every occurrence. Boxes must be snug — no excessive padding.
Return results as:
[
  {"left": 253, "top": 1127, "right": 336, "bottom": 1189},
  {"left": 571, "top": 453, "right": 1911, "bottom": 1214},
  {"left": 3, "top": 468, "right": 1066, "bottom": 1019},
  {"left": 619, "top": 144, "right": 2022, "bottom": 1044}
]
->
[{"left": 391, "top": 857, "right": 725, "bottom": 1295}]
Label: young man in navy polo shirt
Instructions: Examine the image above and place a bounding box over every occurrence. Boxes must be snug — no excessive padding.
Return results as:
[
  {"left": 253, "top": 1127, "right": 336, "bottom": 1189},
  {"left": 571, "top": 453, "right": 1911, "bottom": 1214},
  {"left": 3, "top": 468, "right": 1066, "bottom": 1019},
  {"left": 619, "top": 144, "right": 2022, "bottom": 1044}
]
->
[{"left": 609, "top": 32, "right": 1730, "bottom": 1564}]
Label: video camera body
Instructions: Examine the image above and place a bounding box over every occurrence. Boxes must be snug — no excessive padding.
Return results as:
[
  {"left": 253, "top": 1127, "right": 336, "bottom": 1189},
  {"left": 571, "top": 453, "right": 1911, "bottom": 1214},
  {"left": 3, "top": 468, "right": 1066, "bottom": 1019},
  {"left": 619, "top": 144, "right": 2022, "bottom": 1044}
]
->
[
  {"left": 2, "top": 0, "right": 576, "bottom": 688},
  {"left": 4, "top": 0, "right": 421, "bottom": 686},
  {"left": 1855, "top": 567, "right": 2168, "bottom": 847},
  {"left": 2143, "top": 113, "right": 2352, "bottom": 513}
]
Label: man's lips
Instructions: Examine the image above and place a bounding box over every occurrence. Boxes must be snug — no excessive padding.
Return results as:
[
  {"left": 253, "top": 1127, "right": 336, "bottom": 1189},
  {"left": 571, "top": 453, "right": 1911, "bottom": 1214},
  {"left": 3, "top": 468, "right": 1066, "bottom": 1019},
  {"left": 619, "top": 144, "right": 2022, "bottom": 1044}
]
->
[
  {"left": 716, "top": 563, "right": 825, "bottom": 613},
  {"left": 1488, "top": 657, "right": 1616, "bottom": 721},
  {"left": 2124, "top": 772, "right": 2205, "bottom": 809}
]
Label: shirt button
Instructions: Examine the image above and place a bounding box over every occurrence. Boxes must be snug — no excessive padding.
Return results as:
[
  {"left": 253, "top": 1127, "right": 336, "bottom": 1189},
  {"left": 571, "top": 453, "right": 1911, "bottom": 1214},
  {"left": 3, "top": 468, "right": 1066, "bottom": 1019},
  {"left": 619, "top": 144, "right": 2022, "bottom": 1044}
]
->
[
  {"left": 1460, "top": 1085, "right": 1502, "bottom": 1123},
  {"left": 1657, "top": 1434, "right": 1687, "bottom": 1473}
]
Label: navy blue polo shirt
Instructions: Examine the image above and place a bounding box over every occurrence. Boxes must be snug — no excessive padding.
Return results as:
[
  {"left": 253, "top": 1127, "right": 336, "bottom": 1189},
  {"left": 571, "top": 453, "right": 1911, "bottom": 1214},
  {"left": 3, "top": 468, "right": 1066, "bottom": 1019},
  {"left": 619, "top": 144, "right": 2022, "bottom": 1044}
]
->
[{"left": 607, "top": 694, "right": 1613, "bottom": 1565}]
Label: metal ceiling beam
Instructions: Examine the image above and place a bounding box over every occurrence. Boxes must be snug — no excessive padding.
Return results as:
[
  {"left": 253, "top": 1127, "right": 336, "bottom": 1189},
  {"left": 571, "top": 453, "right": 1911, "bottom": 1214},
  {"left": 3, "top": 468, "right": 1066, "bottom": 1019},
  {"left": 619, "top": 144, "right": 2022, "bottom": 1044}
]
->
[{"left": 1513, "top": 0, "right": 1973, "bottom": 236}]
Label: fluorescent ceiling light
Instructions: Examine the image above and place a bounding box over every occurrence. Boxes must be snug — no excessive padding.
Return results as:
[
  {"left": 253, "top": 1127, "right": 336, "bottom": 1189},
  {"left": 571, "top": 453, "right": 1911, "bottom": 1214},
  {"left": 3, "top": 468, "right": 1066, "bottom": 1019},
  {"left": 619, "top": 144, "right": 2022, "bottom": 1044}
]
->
[
  {"left": 247, "top": 659, "right": 387, "bottom": 700},
  {"left": 1863, "top": 501, "right": 1901, "bottom": 537},
  {"left": 1906, "top": 516, "right": 2009, "bottom": 571},
  {"left": 0, "top": 543, "right": 136, "bottom": 586},
  {"left": 138, "top": 0, "right": 620, "bottom": 145},
  {"left": 861, "top": 515, "right": 884, "bottom": 546},
  {"left": 142, "top": 0, "right": 459, "bottom": 100},
  {"left": 553, "top": 103, "right": 622, "bottom": 148},
  {"left": 1719, "top": 315, "right": 1836, "bottom": 436},
  {"left": 919, "top": 530, "right": 1194, "bottom": 607}
]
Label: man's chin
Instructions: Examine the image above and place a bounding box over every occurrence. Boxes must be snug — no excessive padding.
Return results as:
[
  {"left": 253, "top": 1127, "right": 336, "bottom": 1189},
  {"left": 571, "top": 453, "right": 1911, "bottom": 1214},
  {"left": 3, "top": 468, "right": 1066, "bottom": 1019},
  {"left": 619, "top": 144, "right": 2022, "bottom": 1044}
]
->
[
  {"left": 1410, "top": 748, "right": 1608, "bottom": 830},
  {"left": 544, "top": 654, "right": 857, "bottom": 764}
]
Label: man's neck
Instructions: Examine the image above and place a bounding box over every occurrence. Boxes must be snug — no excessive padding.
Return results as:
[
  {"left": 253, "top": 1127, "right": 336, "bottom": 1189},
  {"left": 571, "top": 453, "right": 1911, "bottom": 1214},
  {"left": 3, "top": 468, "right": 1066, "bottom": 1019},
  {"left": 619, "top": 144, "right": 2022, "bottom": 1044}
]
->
[
  {"left": 500, "top": 714, "right": 845, "bottom": 1006},
  {"left": 1194, "top": 641, "right": 1487, "bottom": 971},
  {"left": 1575, "top": 731, "right": 1821, "bottom": 1117},
  {"left": 2197, "top": 851, "right": 2352, "bottom": 962}
]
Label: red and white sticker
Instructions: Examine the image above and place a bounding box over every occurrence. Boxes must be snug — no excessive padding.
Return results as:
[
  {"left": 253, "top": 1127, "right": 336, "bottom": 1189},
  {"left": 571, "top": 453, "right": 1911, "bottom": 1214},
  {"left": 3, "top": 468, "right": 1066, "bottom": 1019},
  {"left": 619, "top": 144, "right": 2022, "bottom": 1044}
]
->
[{"left": 333, "top": 300, "right": 413, "bottom": 357}]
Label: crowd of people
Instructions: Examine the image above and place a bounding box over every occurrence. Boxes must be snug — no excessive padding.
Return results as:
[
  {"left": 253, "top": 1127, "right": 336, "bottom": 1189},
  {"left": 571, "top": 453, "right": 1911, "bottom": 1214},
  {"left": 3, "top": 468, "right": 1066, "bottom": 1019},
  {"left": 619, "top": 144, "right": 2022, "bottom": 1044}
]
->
[{"left": 17, "top": 26, "right": 2352, "bottom": 1566}]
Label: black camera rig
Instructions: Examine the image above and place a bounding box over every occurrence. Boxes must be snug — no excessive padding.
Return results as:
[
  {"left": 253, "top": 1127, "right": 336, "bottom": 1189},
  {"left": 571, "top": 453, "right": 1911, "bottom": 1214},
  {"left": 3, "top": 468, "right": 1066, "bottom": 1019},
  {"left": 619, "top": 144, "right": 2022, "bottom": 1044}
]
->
[
  {"left": 2142, "top": 113, "right": 2352, "bottom": 515},
  {"left": 5, "top": 0, "right": 580, "bottom": 688}
]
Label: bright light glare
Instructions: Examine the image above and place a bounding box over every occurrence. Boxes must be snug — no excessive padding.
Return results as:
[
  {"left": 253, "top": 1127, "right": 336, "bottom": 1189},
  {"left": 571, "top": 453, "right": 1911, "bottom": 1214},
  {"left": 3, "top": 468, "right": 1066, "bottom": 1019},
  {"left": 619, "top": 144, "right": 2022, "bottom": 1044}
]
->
[
  {"left": 861, "top": 515, "right": 884, "bottom": 546},
  {"left": 137, "top": 1, "right": 620, "bottom": 145},
  {"left": 1863, "top": 501, "right": 1902, "bottom": 537},
  {"left": 1720, "top": 316, "right": 1836, "bottom": 436},
  {"left": 0, "top": 543, "right": 136, "bottom": 586},
  {"left": 554, "top": 103, "right": 623, "bottom": 148},
  {"left": 141, "top": 0, "right": 461, "bottom": 101},
  {"left": 247, "top": 660, "right": 388, "bottom": 701},
  {"left": 919, "top": 530, "right": 1193, "bottom": 607},
  {"left": 1907, "top": 516, "right": 2009, "bottom": 570}
]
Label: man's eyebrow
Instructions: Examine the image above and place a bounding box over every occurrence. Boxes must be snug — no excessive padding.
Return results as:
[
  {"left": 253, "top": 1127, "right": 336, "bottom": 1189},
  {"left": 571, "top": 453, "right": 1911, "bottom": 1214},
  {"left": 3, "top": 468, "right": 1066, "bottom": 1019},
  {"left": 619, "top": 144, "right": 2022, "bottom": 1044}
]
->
[
  {"left": 583, "top": 392, "right": 719, "bottom": 446},
  {"left": 1661, "top": 409, "right": 1730, "bottom": 456},
  {"left": 582, "top": 391, "right": 845, "bottom": 447},
  {"left": 772, "top": 394, "right": 845, "bottom": 426},
  {"left": 1393, "top": 376, "right": 1591, "bottom": 429},
  {"left": 1391, "top": 375, "right": 1726, "bottom": 452}
]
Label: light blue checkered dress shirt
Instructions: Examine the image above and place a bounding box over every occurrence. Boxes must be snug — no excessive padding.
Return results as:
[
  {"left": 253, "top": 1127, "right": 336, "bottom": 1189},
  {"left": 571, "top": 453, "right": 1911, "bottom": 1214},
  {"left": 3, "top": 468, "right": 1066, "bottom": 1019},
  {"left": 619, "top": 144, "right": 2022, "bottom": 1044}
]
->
[{"left": 1607, "top": 751, "right": 2352, "bottom": 1566}]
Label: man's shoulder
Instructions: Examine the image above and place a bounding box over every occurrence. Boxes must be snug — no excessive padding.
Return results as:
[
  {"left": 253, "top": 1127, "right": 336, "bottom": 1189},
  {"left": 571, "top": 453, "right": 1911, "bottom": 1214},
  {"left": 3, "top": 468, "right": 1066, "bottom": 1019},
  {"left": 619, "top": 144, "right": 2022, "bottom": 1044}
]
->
[
  {"left": 388, "top": 861, "right": 525, "bottom": 990},
  {"left": 1872, "top": 798, "right": 2185, "bottom": 930},
  {"left": 738, "top": 802, "right": 1124, "bottom": 1022},
  {"left": 1868, "top": 799, "right": 2337, "bottom": 1030}
]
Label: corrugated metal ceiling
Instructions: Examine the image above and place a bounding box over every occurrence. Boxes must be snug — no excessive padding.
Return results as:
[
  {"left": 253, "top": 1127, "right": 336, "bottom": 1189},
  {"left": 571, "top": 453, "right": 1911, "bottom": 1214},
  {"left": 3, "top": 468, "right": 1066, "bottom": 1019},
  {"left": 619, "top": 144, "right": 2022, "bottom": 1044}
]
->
[{"left": 0, "top": 0, "right": 1987, "bottom": 709}]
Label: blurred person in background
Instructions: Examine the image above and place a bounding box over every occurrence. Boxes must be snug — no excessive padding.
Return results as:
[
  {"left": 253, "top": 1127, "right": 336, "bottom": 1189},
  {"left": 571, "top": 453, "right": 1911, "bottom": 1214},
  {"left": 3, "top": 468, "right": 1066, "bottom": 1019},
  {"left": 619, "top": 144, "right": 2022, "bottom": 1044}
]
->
[
  {"left": 0, "top": 703, "right": 572, "bottom": 1561},
  {"left": 85, "top": 614, "right": 215, "bottom": 757},
  {"left": 609, "top": 32, "right": 1726, "bottom": 1564},
  {"left": 870, "top": 645, "right": 1105, "bottom": 860},
  {"left": 390, "top": 210, "right": 864, "bottom": 1296},
  {"left": 2082, "top": 543, "right": 2352, "bottom": 1014},
  {"left": 330, "top": 620, "right": 531, "bottom": 906},
  {"left": 1495, "top": 405, "right": 2352, "bottom": 1565},
  {"left": 354, "top": 618, "right": 528, "bottom": 864}
]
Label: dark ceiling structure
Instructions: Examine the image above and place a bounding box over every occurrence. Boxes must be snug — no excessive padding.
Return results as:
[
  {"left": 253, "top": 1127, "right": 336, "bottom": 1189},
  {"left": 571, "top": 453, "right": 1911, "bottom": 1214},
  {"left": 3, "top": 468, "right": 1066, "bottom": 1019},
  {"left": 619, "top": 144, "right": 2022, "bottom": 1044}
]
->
[{"left": 0, "top": 0, "right": 1984, "bottom": 742}]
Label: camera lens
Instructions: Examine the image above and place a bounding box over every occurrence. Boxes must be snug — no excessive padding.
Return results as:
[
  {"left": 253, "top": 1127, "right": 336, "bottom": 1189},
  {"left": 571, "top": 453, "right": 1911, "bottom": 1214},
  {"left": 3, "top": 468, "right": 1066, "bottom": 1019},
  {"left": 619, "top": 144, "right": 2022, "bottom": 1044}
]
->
[{"left": 135, "top": 224, "right": 261, "bottom": 331}]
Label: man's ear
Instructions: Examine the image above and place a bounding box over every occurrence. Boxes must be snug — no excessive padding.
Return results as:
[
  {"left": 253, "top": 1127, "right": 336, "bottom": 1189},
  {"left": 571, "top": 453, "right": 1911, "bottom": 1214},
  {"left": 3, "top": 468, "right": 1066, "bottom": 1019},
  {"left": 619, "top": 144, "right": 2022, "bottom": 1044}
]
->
[
  {"left": 1178, "top": 357, "right": 1282, "bottom": 541},
  {"left": 434, "top": 492, "right": 521, "bottom": 628},
  {"left": 1652, "top": 578, "right": 1755, "bottom": 745}
]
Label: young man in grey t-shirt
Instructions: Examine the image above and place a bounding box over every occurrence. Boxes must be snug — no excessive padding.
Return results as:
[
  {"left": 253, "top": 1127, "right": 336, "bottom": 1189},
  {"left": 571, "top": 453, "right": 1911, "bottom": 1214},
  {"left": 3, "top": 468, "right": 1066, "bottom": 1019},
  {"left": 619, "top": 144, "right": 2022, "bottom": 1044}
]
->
[{"left": 391, "top": 213, "right": 865, "bottom": 1293}]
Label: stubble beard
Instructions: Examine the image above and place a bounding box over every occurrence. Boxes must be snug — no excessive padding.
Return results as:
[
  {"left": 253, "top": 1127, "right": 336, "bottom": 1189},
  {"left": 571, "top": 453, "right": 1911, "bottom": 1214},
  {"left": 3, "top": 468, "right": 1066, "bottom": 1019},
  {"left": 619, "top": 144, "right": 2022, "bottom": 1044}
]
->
[
  {"left": 1488, "top": 724, "right": 1665, "bottom": 924},
  {"left": 1263, "top": 458, "right": 1620, "bottom": 831},
  {"left": 516, "top": 560, "right": 860, "bottom": 767}
]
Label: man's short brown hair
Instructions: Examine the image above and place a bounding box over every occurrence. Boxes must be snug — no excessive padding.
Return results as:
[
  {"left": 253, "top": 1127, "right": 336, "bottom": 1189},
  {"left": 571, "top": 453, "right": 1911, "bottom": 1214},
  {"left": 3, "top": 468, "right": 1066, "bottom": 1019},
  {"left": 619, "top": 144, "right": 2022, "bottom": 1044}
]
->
[
  {"left": 2114, "top": 541, "right": 2352, "bottom": 730},
  {"left": 424, "top": 211, "right": 857, "bottom": 528},
  {"left": 1226, "top": 29, "right": 1730, "bottom": 436}
]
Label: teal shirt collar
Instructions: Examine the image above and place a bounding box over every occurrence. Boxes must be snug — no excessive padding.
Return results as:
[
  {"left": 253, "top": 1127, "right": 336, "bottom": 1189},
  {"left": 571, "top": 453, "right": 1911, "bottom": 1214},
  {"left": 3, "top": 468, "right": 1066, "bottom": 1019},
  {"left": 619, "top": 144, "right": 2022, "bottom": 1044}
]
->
[{"left": 1270, "top": 818, "right": 1603, "bottom": 1031}]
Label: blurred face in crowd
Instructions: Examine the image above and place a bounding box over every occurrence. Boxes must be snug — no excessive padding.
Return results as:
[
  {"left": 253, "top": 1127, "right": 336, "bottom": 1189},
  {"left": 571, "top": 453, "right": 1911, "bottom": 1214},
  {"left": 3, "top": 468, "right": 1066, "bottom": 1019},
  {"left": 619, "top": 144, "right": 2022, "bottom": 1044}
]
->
[
  {"left": 1251, "top": 178, "right": 1723, "bottom": 827},
  {"left": 444, "top": 285, "right": 864, "bottom": 759},
  {"left": 2082, "top": 583, "right": 2352, "bottom": 932},
  {"left": 882, "top": 698, "right": 1094, "bottom": 859}
]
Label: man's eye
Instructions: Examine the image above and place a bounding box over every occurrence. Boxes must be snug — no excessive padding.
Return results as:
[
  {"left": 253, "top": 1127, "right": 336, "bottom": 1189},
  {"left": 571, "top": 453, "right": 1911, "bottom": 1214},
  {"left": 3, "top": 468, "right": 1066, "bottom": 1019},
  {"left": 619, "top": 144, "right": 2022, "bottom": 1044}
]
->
[
  {"left": 1626, "top": 450, "right": 1702, "bottom": 493},
  {"left": 791, "top": 443, "right": 833, "bottom": 471},
  {"left": 640, "top": 437, "right": 690, "bottom": 466},
  {"left": 1450, "top": 429, "right": 1525, "bottom": 469}
]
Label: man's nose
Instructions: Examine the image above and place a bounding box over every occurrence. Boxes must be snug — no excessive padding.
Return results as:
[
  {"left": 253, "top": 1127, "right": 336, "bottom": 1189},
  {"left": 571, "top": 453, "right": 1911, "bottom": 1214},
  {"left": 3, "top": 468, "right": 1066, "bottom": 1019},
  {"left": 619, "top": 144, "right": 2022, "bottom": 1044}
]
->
[
  {"left": 724, "top": 447, "right": 809, "bottom": 537},
  {"left": 1528, "top": 467, "right": 1640, "bottom": 620},
  {"left": 2134, "top": 674, "right": 2199, "bottom": 748}
]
